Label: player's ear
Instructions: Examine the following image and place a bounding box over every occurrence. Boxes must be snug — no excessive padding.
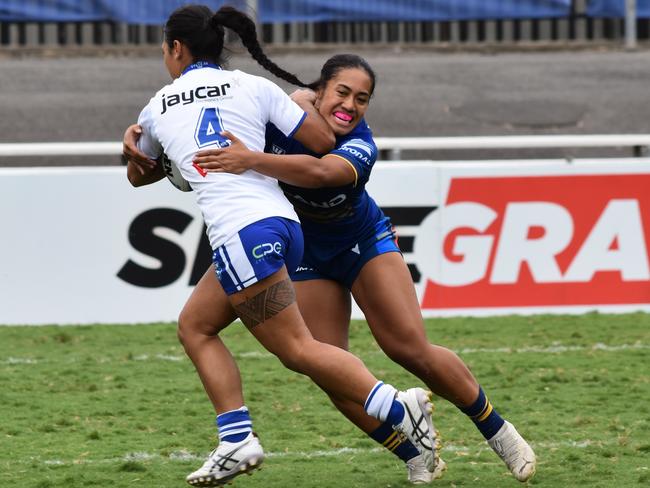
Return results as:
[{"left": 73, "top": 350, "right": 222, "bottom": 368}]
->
[
  {"left": 172, "top": 39, "right": 183, "bottom": 59},
  {"left": 314, "top": 88, "right": 324, "bottom": 110}
]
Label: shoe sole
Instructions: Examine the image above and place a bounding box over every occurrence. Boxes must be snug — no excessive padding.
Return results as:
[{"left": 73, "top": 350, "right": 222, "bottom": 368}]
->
[{"left": 186, "top": 456, "right": 264, "bottom": 487}]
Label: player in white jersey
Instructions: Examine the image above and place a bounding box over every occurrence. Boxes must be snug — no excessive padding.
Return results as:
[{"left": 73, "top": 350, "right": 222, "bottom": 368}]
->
[{"left": 124, "top": 5, "right": 436, "bottom": 486}]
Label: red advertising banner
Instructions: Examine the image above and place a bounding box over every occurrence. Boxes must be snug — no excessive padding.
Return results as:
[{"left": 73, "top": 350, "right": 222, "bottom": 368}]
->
[{"left": 420, "top": 174, "right": 650, "bottom": 309}]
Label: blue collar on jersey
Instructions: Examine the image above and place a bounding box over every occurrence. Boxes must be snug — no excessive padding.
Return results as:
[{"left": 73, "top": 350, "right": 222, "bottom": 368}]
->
[
  {"left": 182, "top": 61, "right": 222, "bottom": 75},
  {"left": 335, "top": 118, "right": 371, "bottom": 143}
]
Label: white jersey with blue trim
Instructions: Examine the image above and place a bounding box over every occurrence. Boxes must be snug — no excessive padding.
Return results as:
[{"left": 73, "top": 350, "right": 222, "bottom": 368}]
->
[{"left": 136, "top": 62, "right": 306, "bottom": 249}]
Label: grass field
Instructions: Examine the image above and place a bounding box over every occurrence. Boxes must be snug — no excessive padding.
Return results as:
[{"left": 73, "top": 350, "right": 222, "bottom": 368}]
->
[{"left": 1, "top": 313, "right": 649, "bottom": 487}]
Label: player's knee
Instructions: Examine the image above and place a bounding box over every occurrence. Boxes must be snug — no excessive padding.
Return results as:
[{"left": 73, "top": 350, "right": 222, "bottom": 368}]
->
[
  {"left": 272, "top": 339, "right": 312, "bottom": 373},
  {"left": 276, "top": 348, "right": 307, "bottom": 373},
  {"left": 384, "top": 342, "right": 431, "bottom": 374},
  {"left": 176, "top": 313, "right": 191, "bottom": 347},
  {"left": 176, "top": 309, "right": 203, "bottom": 347}
]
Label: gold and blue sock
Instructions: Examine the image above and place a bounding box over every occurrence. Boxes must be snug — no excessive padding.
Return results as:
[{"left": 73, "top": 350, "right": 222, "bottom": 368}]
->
[
  {"left": 369, "top": 421, "right": 420, "bottom": 462},
  {"left": 459, "top": 386, "right": 505, "bottom": 440}
]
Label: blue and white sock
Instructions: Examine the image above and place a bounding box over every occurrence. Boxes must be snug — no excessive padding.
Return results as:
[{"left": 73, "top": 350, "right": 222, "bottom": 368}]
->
[
  {"left": 364, "top": 381, "right": 405, "bottom": 426},
  {"left": 216, "top": 406, "right": 253, "bottom": 443}
]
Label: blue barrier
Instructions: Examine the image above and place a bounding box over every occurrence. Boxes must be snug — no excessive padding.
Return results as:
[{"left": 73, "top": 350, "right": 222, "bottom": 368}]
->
[
  {"left": 587, "top": 0, "right": 650, "bottom": 18},
  {"left": 0, "top": 0, "right": 244, "bottom": 24},
  {"left": 1, "top": 0, "right": 572, "bottom": 24},
  {"left": 259, "top": 0, "right": 572, "bottom": 23}
]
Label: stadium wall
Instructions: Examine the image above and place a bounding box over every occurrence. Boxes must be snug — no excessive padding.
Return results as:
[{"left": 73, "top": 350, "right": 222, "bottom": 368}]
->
[
  {"left": 1, "top": 158, "right": 649, "bottom": 326},
  {"left": 0, "top": 0, "right": 648, "bottom": 47}
]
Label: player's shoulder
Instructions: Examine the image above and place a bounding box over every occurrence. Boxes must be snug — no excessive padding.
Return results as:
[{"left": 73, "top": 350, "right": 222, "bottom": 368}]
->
[
  {"left": 334, "top": 120, "right": 377, "bottom": 156},
  {"left": 339, "top": 119, "right": 375, "bottom": 144},
  {"left": 231, "top": 69, "right": 276, "bottom": 88}
]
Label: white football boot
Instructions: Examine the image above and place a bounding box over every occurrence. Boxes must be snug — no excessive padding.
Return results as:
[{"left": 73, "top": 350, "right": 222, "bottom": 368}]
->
[
  {"left": 406, "top": 454, "right": 447, "bottom": 484},
  {"left": 394, "top": 388, "right": 441, "bottom": 478},
  {"left": 487, "top": 421, "right": 536, "bottom": 482},
  {"left": 186, "top": 433, "right": 264, "bottom": 486}
]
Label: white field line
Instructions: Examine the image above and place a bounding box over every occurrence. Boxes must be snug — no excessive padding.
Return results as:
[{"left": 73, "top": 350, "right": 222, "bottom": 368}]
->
[
  {"left": 2, "top": 357, "right": 38, "bottom": 364},
  {"left": 2, "top": 342, "right": 648, "bottom": 365},
  {"left": 32, "top": 439, "right": 621, "bottom": 467}
]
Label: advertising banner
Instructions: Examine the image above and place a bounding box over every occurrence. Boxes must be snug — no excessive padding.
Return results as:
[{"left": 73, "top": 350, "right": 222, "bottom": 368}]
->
[
  {"left": 368, "top": 159, "right": 650, "bottom": 316},
  {"left": 1, "top": 159, "right": 649, "bottom": 325},
  {"left": 0, "top": 167, "right": 202, "bottom": 325}
]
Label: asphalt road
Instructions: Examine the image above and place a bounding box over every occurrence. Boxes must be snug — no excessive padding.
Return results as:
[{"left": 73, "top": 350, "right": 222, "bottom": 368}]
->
[{"left": 1, "top": 45, "right": 649, "bottom": 166}]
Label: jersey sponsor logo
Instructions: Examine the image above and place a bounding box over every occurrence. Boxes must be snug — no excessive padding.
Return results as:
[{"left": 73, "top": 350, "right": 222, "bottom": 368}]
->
[
  {"left": 161, "top": 83, "right": 231, "bottom": 114},
  {"left": 414, "top": 174, "right": 650, "bottom": 309},
  {"left": 270, "top": 144, "right": 286, "bottom": 155},
  {"left": 252, "top": 241, "right": 283, "bottom": 260},
  {"left": 338, "top": 139, "right": 374, "bottom": 165},
  {"left": 285, "top": 192, "right": 347, "bottom": 209}
]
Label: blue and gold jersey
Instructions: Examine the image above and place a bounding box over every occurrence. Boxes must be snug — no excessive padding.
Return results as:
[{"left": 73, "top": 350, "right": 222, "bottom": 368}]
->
[{"left": 265, "top": 119, "right": 385, "bottom": 259}]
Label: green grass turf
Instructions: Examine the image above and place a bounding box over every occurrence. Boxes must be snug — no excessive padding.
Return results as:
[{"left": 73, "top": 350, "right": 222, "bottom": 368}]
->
[{"left": 1, "top": 312, "right": 649, "bottom": 487}]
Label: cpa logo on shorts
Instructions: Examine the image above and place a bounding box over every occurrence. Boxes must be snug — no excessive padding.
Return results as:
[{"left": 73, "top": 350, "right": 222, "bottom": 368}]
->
[{"left": 251, "top": 241, "right": 283, "bottom": 260}]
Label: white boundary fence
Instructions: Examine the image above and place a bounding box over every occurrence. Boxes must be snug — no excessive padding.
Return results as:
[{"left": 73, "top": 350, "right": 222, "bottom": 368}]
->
[{"left": 1, "top": 134, "right": 650, "bottom": 159}]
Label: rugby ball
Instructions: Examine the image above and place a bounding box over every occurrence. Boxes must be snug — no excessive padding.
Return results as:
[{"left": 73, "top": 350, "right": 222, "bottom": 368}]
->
[{"left": 160, "top": 153, "right": 193, "bottom": 192}]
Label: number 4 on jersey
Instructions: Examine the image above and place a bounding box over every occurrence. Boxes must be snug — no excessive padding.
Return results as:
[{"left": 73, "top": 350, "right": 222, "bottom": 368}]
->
[{"left": 194, "top": 107, "right": 231, "bottom": 148}]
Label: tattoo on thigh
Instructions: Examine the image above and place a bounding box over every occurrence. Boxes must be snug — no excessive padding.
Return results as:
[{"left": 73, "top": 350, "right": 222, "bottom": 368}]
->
[{"left": 235, "top": 278, "right": 296, "bottom": 328}]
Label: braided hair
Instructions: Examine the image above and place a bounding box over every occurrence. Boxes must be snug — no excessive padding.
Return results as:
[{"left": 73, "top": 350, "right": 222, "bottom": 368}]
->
[
  {"left": 164, "top": 4, "right": 308, "bottom": 87},
  {"left": 164, "top": 6, "right": 376, "bottom": 95}
]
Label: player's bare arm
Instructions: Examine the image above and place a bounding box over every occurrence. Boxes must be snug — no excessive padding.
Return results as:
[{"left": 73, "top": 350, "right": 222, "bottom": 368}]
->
[
  {"left": 194, "top": 131, "right": 355, "bottom": 188},
  {"left": 289, "top": 89, "right": 335, "bottom": 154}
]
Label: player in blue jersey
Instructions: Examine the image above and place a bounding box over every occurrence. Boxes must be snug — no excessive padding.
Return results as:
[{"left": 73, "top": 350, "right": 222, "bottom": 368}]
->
[
  {"left": 192, "top": 53, "right": 537, "bottom": 483},
  {"left": 123, "top": 6, "right": 438, "bottom": 487}
]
